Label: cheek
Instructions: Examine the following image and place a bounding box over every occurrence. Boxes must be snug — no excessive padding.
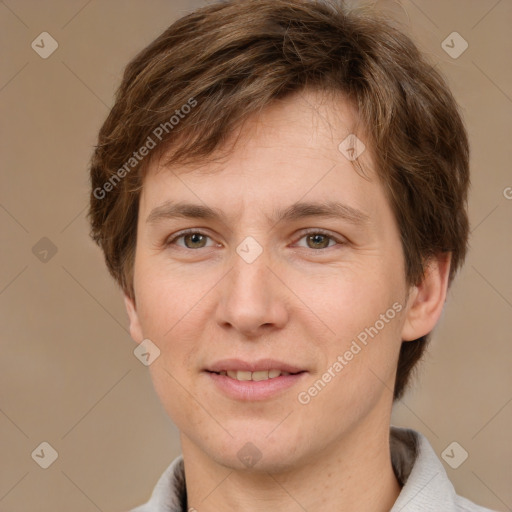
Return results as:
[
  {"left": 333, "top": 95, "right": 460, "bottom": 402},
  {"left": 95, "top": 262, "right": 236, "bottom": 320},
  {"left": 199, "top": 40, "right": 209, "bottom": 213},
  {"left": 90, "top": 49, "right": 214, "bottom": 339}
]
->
[
  {"left": 133, "top": 256, "right": 219, "bottom": 350},
  {"left": 135, "top": 279, "right": 205, "bottom": 429},
  {"left": 134, "top": 261, "right": 208, "bottom": 337},
  {"left": 294, "top": 264, "right": 405, "bottom": 391},
  {"left": 296, "top": 263, "right": 402, "bottom": 337}
]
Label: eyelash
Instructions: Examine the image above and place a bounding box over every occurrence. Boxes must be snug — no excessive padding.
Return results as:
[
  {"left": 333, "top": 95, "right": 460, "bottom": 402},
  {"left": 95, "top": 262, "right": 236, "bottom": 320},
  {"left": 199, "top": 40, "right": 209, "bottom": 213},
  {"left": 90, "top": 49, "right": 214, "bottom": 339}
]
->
[{"left": 164, "top": 228, "right": 345, "bottom": 251}]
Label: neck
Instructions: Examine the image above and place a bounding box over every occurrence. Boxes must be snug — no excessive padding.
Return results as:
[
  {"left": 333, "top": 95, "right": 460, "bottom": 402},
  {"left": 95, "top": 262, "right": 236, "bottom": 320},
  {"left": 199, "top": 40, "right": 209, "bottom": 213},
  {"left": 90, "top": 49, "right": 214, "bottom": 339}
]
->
[{"left": 181, "top": 411, "right": 402, "bottom": 512}]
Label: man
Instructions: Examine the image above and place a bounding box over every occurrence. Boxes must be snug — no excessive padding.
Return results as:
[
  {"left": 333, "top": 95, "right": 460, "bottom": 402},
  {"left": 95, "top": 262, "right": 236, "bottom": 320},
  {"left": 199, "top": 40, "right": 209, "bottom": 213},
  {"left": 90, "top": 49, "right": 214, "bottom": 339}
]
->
[{"left": 88, "top": 1, "right": 496, "bottom": 510}]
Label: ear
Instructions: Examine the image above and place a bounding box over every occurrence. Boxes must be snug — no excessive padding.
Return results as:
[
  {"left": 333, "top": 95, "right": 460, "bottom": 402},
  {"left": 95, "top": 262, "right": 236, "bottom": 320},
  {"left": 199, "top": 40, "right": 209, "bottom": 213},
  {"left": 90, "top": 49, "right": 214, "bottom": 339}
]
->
[
  {"left": 123, "top": 293, "right": 144, "bottom": 344},
  {"left": 401, "top": 253, "right": 452, "bottom": 342}
]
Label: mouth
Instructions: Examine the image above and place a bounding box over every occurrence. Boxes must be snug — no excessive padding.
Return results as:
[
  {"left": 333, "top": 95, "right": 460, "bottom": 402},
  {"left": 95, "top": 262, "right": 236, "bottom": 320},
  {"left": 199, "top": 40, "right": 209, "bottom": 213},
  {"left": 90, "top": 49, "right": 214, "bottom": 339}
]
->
[
  {"left": 204, "top": 369, "right": 308, "bottom": 403},
  {"left": 203, "top": 359, "right": 308, "bottom": 401},
  {"left": 206, "top": 369, "right": 306, "bottom": 381}
]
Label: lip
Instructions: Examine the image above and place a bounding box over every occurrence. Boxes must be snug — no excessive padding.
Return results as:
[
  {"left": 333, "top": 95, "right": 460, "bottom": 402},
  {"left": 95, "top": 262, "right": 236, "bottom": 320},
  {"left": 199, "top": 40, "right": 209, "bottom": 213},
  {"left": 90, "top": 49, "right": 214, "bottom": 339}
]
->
[
  {"left": 205, "top": 371, "right": 307, "bottom": 401},
  {"left": 205, "top": 358, "right": 305, "bottom": 374}
]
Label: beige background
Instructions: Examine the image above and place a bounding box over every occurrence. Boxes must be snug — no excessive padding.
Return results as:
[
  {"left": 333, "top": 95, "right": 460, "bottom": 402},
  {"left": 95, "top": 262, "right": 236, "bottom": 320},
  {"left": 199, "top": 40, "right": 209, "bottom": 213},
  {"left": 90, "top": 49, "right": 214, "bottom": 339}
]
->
[{"left": 1, "top": 0, "right": 511, "bottom": 511}]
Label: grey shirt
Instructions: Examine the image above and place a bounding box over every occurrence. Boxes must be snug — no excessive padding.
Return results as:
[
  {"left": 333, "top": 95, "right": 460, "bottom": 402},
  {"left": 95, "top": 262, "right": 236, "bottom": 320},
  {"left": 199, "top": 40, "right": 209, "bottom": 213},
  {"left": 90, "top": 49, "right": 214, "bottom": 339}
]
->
[{"left": 130, "top": 426, "right": 497, "bottom": 511}]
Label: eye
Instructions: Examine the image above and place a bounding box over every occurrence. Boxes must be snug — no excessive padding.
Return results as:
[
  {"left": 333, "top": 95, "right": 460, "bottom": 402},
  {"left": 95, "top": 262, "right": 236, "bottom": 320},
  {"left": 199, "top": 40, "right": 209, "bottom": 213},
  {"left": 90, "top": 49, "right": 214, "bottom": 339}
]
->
[
  {"left": 164, "top": 229, "right": 345, "bottom": 251},
  {"left": 294, "top": 229, "right": 344, "bottom": 250},
  {"left": 166, "top": 230, "right": 217, "bottom": 249}
]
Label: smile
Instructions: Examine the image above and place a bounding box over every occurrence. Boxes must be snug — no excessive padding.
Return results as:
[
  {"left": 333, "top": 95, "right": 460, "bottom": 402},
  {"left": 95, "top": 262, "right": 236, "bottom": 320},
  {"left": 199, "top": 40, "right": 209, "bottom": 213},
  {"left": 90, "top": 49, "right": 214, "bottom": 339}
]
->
[
  {"left": 211, "top": 369, "right": 300, "bottom": 381},
  {"left": 205, "top": 370, "right": 307, "bottom": 401}
]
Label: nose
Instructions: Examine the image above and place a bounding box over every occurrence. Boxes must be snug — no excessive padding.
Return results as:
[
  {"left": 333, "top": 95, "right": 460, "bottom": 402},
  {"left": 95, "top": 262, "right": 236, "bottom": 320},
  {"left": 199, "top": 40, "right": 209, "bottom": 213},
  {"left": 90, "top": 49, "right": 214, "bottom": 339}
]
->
[{"left": 215, "top": 247, "right": 289, "bottom": 338}]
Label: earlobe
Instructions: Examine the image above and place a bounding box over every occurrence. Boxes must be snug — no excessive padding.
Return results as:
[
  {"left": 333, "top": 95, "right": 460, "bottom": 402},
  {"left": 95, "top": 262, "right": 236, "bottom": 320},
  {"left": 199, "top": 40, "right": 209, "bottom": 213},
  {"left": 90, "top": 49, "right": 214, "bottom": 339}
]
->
[
  {"left": 401, "top": 253, "right": 452, "bottom": 342},
  {"left": 123, "top": 293, "right": 144, "bottom": 343}
]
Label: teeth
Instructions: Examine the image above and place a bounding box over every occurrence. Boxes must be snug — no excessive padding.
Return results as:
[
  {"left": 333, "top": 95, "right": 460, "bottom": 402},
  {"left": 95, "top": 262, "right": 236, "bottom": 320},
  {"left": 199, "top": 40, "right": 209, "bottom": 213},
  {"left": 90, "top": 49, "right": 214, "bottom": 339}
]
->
[
  {"left": 223, "top": 369, "right": 291, "bottom": 381},
  {"left": 252, "top": 370, "right": 269, "bottom": 381},
  {"left": 229, "top": 370, "right": 252, "bottom": 381}
]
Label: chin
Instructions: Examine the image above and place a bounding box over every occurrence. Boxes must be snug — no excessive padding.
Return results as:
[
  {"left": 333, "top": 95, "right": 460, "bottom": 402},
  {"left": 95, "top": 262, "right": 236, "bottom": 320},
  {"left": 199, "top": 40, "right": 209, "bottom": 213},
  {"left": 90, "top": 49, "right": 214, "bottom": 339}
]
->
[
  {"left": 216, "top": 448, "right": 302, "bottom": 474},
  {"left": 202, "top": 429, "right": 306, "bottom": 473}
]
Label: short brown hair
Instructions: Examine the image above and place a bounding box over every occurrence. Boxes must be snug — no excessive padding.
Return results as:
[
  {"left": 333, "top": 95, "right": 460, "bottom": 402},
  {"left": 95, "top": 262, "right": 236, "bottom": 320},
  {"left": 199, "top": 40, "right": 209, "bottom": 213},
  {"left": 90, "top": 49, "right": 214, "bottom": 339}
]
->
[{"left": 88, "top": 0, "right": 470, "bottom": 400}]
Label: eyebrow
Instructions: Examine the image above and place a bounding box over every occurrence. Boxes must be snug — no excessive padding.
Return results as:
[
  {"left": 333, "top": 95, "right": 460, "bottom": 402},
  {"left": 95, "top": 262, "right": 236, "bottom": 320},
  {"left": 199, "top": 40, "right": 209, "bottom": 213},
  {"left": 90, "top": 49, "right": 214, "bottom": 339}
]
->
[{"left": 146, "top": 200, "right": 370, "bottom": 227}]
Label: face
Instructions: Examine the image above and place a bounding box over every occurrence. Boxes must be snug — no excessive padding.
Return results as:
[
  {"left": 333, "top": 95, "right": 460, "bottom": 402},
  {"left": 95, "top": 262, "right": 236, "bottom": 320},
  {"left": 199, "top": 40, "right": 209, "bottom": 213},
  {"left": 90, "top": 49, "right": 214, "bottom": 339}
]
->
[{"left": 125, "top": 89, "right": 421, "bottom": 472}]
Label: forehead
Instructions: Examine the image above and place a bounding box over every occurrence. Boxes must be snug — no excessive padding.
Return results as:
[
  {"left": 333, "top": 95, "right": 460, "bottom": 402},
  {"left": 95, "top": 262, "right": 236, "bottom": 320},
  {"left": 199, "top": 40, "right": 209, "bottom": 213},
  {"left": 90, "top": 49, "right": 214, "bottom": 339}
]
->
[{"left": 140, "top": 89, "right": 380, "bottom": 221}]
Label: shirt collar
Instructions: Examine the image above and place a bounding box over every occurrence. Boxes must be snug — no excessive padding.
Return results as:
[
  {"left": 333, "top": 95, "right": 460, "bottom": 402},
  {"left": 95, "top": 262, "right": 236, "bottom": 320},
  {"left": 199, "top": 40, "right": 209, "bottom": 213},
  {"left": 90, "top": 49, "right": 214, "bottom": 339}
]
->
[{"left": 389, "top": 425, "right": 458, "bottom": 511}]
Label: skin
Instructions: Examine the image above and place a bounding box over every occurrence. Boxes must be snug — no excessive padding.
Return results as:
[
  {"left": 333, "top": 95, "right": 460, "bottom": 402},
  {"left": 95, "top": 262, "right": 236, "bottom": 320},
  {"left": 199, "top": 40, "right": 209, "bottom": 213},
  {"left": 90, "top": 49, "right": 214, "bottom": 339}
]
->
[{"left": 124, "top": 88, "right": 451, "bottom": 512}]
